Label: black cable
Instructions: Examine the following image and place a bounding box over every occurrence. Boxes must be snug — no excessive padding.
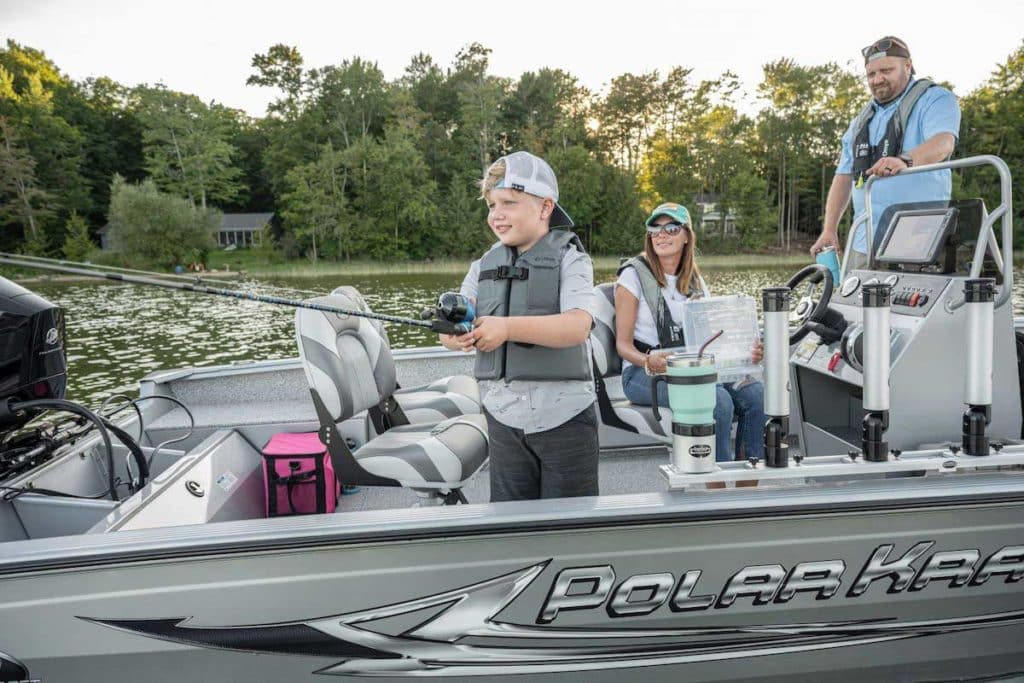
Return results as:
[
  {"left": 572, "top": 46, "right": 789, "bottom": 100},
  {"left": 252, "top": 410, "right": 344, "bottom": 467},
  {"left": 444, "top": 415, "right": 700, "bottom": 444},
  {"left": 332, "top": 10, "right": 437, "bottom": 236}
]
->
[
  {"left": 1, "top": 483, "right": 118, "bottom": 502},
  {"left": 6, "top": 399, "right": 119, "bottom": 501},
  {"left": 99, "top": 394, "right": 145, "bottom": 442},
  {"left": 130, "top": 395, "right": 195, "bottom": 467},
  {"left": 100, "top": 418, "right": 149, "bottom": 489}
]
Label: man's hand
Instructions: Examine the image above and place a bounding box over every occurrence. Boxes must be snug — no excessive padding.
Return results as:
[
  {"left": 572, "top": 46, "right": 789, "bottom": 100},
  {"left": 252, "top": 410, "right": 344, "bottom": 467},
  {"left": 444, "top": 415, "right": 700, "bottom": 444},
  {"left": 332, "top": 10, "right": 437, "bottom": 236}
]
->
[
  {"left": 809, "top": 230, "right": 840, "bottom": 256},
  {"left": 471, "top": 316, "right": 510, "bottom": 353},
  {"left": 866, "top": 155, "right": 908, "bottom": 178},
  {"left": 440, "top": 332, "right": 475, "bottom": 353},
  {"left": 751, "top": 340, "right": 764, "bottom": 364}
]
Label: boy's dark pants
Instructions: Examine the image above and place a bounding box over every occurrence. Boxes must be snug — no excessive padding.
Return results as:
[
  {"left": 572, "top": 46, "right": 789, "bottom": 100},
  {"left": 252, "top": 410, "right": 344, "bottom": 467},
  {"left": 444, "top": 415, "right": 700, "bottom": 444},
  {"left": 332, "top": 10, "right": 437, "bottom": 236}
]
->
[{"left": 484, "top": 405, "right": 599, "bottom": 502}]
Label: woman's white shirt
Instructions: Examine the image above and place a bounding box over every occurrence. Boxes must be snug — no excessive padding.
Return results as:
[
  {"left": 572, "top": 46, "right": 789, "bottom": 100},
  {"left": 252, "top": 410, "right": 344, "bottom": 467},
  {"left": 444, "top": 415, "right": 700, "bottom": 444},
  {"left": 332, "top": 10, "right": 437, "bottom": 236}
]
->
[{"left": 615, "top": 269, "right": 709, "bottom": 368}]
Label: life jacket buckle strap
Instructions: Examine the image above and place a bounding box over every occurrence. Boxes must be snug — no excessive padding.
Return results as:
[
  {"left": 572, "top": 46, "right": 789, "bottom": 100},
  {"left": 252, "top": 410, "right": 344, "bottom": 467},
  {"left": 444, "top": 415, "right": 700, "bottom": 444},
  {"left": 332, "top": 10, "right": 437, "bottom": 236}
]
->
[{"left": 482, "top": 265, "right": 529, "bottom": 281}]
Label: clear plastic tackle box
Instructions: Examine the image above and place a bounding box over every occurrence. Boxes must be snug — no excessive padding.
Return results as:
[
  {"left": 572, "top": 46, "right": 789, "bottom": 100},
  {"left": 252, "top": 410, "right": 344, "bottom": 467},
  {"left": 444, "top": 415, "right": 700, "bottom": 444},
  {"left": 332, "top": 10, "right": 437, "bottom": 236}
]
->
[{"left": 680, "top": 294, "right": 762, "bottom": 385}]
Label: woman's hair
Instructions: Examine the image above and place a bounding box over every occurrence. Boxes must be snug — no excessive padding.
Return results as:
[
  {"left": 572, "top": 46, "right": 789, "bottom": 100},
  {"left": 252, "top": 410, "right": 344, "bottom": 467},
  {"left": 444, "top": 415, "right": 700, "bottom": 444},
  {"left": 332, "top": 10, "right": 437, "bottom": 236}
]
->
[
  {"left": 642, "top": 224, "right": 702, "bottom": 297},
  {"left": 480, "top": 158, "right": 506, "bottom": 199}
]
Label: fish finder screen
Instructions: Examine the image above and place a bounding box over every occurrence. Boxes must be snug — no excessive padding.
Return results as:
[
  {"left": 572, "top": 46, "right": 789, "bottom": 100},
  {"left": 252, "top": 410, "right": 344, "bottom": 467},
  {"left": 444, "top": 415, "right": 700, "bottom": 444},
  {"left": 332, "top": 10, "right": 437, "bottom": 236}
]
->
[{"left": 877, "top": 212, "right": 947, "bottom": 262}]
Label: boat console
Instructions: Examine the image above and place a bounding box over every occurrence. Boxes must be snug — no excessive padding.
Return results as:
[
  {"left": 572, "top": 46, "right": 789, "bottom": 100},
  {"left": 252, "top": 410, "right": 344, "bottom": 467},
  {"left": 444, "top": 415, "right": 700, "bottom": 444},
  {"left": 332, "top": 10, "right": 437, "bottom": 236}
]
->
[
  {"left": 664, "top": 155, "right": 1024, "bottom": 488},
  {"left": 790, "top": 196, "right": 1020, "bottom": 457}
]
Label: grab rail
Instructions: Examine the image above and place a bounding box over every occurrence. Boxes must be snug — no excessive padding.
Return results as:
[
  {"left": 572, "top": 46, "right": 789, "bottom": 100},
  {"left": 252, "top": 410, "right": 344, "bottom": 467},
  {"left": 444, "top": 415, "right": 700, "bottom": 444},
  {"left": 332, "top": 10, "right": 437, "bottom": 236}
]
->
[{"left": 841, "top": 155, "right": 1014, "bottom": 310}]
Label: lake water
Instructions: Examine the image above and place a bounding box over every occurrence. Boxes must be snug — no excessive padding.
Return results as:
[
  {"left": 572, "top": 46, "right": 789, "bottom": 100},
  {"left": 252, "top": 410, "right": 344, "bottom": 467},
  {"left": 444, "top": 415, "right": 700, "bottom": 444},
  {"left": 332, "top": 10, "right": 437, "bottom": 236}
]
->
[{"left": 18, "top": 266, "right": 1024, "bottom": 406}]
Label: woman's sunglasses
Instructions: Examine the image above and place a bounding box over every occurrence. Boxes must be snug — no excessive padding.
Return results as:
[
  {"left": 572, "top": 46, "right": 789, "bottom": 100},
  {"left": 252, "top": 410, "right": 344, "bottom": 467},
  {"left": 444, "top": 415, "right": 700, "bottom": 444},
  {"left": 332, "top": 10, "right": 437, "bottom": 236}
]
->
[{"left": 646, "top": 222, "right": 688, "bottom": 236}]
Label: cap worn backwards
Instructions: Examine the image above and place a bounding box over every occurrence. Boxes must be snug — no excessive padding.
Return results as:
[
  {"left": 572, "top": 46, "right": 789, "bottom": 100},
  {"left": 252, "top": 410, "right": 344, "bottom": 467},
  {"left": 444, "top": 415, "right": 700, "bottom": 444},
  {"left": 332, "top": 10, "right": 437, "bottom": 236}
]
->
[
  {"left": 492, "top": 151, "right": 574, "bottom": 228},
  {"left": 863, "top": 36, "right": 911, "bottom": 64}
]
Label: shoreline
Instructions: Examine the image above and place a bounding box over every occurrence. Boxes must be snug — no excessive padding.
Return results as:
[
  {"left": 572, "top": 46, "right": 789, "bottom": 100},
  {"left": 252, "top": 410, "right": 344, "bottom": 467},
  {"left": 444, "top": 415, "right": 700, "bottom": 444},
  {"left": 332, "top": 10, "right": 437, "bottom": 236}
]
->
[{"left": 2, "top": 250, "right": 880, "bottom": 283}]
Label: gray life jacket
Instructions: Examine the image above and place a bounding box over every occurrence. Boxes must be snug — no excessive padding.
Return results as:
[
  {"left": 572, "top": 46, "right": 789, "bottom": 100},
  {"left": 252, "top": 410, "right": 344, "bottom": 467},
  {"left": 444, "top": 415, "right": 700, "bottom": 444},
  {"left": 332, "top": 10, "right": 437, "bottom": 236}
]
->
[
  {"left": 617, "top": 255, "right": 699, "bottom": 353},
  {"left": 850, "top": 78, "right": 936, "bottom": 182},
  {"left": 473, "top": 230, "right": 592, "bottom": 382}
]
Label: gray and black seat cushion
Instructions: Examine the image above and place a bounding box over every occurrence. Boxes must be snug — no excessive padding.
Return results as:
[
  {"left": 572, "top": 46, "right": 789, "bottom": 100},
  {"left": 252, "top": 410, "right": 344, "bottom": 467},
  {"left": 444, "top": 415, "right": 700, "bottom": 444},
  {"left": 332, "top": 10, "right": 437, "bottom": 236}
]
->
[
  {"left": 352, "top": 416, "right": 488, "bottom": 490},
  {"left": 295, "top": 292, "right": 487, "bottom": 492},
  {"left": 591, "top": 283, "right": 671, "bottom": 443},
  {"left": 328, "top": 286, "right": 480, "bottom": 431}
]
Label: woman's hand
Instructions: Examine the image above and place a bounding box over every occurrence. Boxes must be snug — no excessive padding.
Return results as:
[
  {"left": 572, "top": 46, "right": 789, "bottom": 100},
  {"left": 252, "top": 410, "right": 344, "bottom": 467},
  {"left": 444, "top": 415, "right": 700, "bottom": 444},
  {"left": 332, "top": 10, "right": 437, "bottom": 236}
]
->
[
  {"left": 646, "top": 351, "right": 669, "bottom": 375},
  {"left": 751, "top": 340, "right": 764, "bottom": 364},
  {"left": 441, "top": 332, "right": 476, "bottom": 353}
]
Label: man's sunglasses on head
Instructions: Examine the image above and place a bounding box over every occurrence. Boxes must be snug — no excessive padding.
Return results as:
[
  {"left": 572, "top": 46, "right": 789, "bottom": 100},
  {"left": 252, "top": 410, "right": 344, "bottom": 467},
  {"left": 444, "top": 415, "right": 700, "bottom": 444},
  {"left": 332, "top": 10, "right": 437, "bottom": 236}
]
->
[
  {"left": 646, "top": 222, "right": 688, "bottom": 236},
  {"left": 862, "top": 38, "right": 909, "bottom": 60}
]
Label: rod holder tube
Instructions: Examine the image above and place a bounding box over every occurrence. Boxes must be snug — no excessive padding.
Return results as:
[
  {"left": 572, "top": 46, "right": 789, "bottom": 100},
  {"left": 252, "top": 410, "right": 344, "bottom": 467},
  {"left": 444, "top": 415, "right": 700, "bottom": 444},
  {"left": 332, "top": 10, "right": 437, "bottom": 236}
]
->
[
  {"left": 965, "top": 279, "right": 995, "bottom": 406},
  {"left": 762, "top": 287, "right": 791, "bottom": 468},
  {"left": 963, "top": 278, "right": 995, "bottom": 456},
  {"left": 861, "top": 284, "right": 891, "bottom": 412},
  {"left": 861, "top": 283, "right": 891, "bottom": 461}
]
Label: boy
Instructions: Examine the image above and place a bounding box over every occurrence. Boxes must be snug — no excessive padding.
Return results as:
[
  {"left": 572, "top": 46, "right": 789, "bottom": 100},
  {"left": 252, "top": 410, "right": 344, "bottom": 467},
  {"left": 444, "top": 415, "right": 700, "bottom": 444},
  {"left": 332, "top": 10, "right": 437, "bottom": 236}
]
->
[{"left": 440, "top": 151, "right": 598, "bottom": 502}]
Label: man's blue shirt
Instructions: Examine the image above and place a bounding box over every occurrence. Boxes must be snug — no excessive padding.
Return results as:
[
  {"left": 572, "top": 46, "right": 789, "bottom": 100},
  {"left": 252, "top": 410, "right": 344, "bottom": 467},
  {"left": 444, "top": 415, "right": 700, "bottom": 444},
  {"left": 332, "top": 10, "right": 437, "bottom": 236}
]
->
[{"left": 836, "top": 80, "right": 960, "bottom": 253}]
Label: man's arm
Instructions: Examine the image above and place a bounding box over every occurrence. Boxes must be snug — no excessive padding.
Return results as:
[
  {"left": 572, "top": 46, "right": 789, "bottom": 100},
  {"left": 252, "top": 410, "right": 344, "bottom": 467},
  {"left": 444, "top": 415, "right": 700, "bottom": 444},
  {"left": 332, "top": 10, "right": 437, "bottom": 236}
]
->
[
  {"left": 866, "top": 132, "right": 956, "bottom": 178},
  {"left": 810, "top": 173, "right": 852, "bottom": 255}
]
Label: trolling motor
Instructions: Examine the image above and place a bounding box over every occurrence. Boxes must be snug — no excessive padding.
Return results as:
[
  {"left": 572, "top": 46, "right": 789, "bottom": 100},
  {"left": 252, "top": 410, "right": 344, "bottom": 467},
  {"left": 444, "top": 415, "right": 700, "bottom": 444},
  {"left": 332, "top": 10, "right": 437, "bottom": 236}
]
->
[
  {"left": 651, "top": 339, "right": 720, "bottom": 474},
  {"left": 963, "top": 278, "right": 996, "bottom": 456},
  {"left": 762, "top": 288, "right": 790, "bottom": 468},
  {"left": 421, "top": 292, "right": 475, "bottom": 335},
  {"left": 861, "top": 282, "right": 891, "bottom": 462}
]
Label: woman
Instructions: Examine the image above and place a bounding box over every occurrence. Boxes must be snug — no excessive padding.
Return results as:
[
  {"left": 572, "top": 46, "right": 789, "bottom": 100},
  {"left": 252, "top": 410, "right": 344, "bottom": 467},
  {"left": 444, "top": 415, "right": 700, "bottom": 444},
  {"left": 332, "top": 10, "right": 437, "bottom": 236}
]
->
[{"left": 614, "top": 202, "right": 765, "bottom": 464}]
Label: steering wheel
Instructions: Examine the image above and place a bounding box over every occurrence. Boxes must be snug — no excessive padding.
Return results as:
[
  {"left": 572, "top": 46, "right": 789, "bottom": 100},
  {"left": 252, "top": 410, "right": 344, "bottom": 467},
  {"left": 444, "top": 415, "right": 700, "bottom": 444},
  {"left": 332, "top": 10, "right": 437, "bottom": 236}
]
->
[{"left": 785, "top": 264, "right": 834, "bottom": 344}]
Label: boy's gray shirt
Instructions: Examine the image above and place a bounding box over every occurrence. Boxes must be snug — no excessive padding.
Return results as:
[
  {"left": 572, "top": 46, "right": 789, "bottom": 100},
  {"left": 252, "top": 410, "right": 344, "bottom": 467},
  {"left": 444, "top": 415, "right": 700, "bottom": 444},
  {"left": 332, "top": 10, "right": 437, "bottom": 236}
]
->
[{"left": 460, "top": 242, "right": 596, "bottom": 434}]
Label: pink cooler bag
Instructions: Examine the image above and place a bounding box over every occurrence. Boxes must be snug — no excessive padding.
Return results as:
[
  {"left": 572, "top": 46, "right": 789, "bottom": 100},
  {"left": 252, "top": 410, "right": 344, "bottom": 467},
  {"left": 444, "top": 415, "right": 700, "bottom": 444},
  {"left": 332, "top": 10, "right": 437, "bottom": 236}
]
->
[{"left": 261, "top": 432, "right": 340, "bottom": 516}]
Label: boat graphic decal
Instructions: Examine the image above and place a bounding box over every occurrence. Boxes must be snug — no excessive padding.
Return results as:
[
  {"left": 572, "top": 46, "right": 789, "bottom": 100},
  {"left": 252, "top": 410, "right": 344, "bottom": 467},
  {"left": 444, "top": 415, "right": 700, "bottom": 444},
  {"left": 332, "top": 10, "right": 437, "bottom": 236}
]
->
[
  {"left": 0, "top": 650, "right": 33, "bottom": 683},
  {"left": 82, "top": 557, "right": 1024, "bottom": 677}
]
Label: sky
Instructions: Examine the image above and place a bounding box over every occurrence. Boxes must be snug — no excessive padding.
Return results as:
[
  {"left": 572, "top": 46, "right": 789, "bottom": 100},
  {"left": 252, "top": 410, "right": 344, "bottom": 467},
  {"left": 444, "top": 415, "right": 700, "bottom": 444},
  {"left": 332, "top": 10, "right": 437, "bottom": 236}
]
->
[{"left": 2, "top": 0, "right": 1022, "bottom": 118}]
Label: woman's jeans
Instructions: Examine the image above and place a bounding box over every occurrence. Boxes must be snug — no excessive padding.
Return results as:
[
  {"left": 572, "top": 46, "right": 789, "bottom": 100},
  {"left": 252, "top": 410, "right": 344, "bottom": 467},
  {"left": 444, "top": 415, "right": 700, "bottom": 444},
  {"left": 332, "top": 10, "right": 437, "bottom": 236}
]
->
[{"left": 621, "top": 363, "right": 765, "bottom": 461}]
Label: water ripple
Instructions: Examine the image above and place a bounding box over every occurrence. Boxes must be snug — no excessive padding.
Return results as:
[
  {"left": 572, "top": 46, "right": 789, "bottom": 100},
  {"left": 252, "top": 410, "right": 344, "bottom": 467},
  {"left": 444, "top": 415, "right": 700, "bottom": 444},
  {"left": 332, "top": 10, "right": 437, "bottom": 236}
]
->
[{"left": 24, "top": 267, "right": 1024, "bottom": 406}]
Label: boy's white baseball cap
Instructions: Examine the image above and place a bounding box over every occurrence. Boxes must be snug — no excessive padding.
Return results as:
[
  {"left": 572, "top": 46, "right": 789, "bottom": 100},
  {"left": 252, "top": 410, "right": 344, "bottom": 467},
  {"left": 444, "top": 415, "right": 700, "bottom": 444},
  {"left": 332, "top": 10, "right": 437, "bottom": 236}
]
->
[{"left": 492, "top": 151, "right": 574, "bottom": 228}]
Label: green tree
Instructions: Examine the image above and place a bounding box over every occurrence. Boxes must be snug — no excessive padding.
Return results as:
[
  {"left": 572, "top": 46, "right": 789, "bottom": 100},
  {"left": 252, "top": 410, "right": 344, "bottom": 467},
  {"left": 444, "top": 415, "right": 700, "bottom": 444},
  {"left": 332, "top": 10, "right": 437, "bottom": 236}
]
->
[
  {"left": 0, "top": 115, "right": 55, "bottom": 248},
  {"left": 133, "top": 85, "right": 245, "bottom": 211},
  {"left": 106, "top": 175, "right": 217, "bottom": 267},
  {"left": 279, "top": 143, "right": 353, "bottom": 261},
  {"left": 62, "top": 211, "right": 95, "bottom": 260},
  {"left": 959, "top": 41, "right": 1024, "bottom": 237}
]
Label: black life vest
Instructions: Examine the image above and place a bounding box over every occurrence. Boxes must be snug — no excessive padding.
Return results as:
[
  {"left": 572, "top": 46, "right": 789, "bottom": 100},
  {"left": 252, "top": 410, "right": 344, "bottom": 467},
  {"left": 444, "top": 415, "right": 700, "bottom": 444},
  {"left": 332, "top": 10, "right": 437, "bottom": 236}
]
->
[{"left": 850, "top": 78, "right": 935, "bottom": 182}]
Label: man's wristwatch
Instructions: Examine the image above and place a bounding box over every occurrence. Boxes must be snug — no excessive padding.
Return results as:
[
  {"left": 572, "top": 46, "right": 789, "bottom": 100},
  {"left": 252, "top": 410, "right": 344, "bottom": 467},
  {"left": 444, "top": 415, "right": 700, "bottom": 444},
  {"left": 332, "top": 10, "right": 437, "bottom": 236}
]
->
[{"left": 899, "top": 153, "right": 914, "bottom": 168}]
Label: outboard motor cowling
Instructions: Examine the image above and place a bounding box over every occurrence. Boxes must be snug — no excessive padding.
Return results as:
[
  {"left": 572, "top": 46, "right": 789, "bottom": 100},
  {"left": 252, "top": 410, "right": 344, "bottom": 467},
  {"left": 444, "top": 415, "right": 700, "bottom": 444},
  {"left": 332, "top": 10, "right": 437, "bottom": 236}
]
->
[{"left": 0, "top": 277, "right": 67, "bottom": 429}]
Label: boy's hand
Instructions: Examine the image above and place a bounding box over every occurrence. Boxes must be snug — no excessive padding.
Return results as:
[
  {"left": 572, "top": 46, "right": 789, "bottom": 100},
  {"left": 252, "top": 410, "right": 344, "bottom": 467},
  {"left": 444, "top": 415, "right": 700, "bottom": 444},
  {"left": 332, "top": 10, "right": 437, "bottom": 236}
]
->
[
  {"left": 751, "top": 340, "right": 764, "bottom": 364},
  {"left": 440, "top": 332, "right": 476, "bottom": 353},
  {"left": 472, "top": 316, "right": 509, "bottom": 352}
]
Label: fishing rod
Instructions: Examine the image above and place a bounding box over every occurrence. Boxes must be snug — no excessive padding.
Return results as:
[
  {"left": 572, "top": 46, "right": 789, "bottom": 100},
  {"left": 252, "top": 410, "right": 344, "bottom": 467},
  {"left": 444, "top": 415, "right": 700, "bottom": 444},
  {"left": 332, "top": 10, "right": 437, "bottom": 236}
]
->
[
  {"left": 0, "top": 254, "right": 473, "bottom": 335},
  {"left": 0, "top": 251, "right": 239, "bottom": 284},
  {"left": 0, "top": 251, "right": 327, "bottom": 298}
]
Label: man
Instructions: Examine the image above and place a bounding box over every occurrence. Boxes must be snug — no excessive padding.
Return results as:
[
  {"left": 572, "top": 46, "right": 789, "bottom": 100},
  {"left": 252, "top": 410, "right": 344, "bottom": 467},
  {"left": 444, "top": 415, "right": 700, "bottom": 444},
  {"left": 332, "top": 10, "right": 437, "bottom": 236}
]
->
[{"left": 810, "top": 36, "right": 961, "bottom": 270}]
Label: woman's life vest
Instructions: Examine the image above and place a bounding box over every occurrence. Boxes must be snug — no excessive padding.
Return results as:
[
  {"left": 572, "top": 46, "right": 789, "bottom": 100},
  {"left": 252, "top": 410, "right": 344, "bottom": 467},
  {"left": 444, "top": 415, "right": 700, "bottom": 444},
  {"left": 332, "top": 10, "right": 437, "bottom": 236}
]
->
[
  {"left": 473, "top": 230, "right": 592, "bottom": 382},
  {"left": 617, "top": 255, "right": 702, "bottom": 353},
  {"left": 850, "top": 78, "right": 935, "bottom": 182}
]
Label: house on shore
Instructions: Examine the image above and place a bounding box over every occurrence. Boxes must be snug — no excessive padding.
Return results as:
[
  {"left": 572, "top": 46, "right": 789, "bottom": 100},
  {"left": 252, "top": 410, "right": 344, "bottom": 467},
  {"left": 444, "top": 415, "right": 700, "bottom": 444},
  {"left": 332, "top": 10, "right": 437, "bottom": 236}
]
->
[
  {"left": 217, "top": 213, "right": 273, "bottom": 248},
  {"left": 693, "top": 193, "right": 737, "bottom": 235},
  {"left": 98, "top": 213, "right": 274, "bottom": 250}
]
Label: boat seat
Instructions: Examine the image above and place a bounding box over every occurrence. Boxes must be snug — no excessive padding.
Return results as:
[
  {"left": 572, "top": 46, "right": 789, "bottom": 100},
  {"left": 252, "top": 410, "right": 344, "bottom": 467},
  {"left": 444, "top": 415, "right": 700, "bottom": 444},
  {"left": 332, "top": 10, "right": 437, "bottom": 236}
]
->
[
  {"left": 591, "top": 283, "right": 671, "bottom": 443},
  {"left": 328, "top": 286, "right": 480, "bottom": 435},
  {"left": 295, "top": 290, "right": 488, "bottom": 502}
]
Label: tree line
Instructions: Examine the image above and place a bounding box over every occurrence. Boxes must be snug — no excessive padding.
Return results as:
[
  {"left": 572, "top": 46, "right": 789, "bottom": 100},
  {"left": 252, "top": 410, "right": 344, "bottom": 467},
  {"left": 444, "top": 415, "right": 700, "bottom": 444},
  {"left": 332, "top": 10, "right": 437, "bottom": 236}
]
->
[{"left": 1, "top": 38, "right": 1022, "bottom": 266}]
